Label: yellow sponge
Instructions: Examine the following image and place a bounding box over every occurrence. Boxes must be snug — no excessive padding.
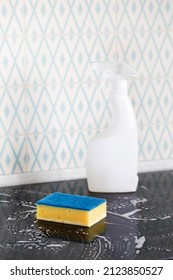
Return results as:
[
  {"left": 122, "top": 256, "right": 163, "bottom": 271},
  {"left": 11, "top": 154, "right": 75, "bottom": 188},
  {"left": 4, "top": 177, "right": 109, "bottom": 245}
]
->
[{"left": 37, "top": 192, "right": 106, "bottom": 227}]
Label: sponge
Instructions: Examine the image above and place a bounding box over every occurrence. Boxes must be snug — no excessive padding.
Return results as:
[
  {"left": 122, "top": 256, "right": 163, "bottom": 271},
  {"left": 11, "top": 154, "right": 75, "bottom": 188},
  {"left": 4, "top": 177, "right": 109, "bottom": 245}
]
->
[{"left": 36, "top": 192, "right": 106, "bottom": 227}]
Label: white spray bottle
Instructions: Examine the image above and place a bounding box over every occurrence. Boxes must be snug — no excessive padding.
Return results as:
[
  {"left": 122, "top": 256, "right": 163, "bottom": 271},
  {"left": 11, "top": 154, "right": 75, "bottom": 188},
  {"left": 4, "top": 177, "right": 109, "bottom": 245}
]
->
[{"left": 86, "top": 62, "right": 138, "bottom": 192}]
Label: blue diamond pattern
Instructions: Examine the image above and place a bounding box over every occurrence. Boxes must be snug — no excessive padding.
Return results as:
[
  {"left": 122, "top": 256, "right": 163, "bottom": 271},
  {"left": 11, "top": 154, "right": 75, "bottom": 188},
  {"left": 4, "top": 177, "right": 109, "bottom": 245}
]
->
[
  {"left": 0, "top": 0, "right": 173, "bottom": 177},
  {"left": 6, "top": 155, "right": 11, "bottom": 166}
]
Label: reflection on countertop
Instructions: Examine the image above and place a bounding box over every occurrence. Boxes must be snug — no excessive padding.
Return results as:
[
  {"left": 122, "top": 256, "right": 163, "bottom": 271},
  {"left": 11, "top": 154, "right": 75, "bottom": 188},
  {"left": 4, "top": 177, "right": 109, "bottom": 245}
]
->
[
  {"left": 37, "top": 218, "right": 106, "bottom": 242},
  {"left": 0, "top": 170, "right": 173, "bottom": 260}
]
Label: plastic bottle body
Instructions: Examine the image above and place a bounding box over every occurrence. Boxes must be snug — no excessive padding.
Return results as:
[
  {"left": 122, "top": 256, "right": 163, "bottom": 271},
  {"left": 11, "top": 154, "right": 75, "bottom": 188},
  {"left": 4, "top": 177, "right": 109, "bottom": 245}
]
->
[
  {"left": 86, "top": 62, "right": 139, "bottom": 193},
  {"left": 108, "top": 93, "right": 137, "bottom": 133},
  {"left": 87, "top": 128, "right": 138, "bottom": 193}
]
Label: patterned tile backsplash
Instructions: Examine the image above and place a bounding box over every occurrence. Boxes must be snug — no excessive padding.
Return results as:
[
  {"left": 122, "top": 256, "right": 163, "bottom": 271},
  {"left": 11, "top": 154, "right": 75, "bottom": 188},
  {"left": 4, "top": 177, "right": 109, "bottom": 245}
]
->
[{"left": 0, "top": 0, "right": 173, "bottom": 183}]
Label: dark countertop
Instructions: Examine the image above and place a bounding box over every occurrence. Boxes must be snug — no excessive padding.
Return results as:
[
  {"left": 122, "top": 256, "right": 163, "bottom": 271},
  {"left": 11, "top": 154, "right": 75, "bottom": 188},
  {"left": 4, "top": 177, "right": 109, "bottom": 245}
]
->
[{"left": 0, "top": 170, "right": 173, "bottom": 260}]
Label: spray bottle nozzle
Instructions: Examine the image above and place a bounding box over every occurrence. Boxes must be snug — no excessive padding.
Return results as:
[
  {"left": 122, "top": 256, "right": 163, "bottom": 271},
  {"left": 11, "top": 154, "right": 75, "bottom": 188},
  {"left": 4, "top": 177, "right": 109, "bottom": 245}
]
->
[
  {"left": 93, "top": 62, "right": 137, "bottom": 78},
  {"left": 93, "top": 62, "right": 137, "bottom": 96}
]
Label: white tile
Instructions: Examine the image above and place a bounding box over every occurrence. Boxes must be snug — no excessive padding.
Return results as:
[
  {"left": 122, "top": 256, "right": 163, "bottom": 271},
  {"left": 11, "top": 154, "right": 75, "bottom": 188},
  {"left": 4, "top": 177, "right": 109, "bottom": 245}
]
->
[
  {"left": 25, "top": 33, "right": 116, "bottom": 85},
  {"left": 117, "top": 0, "right": 173, "bottom": 32},
  {"left": 26, "top": 84, "right": 61, "bottom": 134},
  {"left": 158, "top": 79, "right": 173, "bottom": 123},
  {"left": 0, "top": 87, "right": 26, "bottom": 136},
  {"left": 25, "top": 35, "right": 79, "bottom": 85},
  {"left": 159, "top": 32, "right": 173, "bottom": 77},
  {"left": 149, "top": 0, "right": 173, "bottom": 31},
  {"left": 0, "top": 37, "right": 24, "bottom": 87},
  {"left": 128, "top": 78, "right": 173, "bottom": 126},
  {"left": 25, "top": 35, "right": 60, "bottom": 85},
  {"left": 26, "top": 130, "right": 94, "bottom": 172},
  {"left": 138, "top": 123, "right": 173, "bottom": 162},
  {"left": 24, "top": 0, "right": 116, "bottom": 36},
  {"left": 0, "top": 0, "right": 24, "bottom": 36},
  {"left": 84, "top": 0, "right": 116, "bottom": 33},
  {"left": 137, "top": 124, "right": 148, "bottom": 162},
  {"left": 0, "top": 135, "right": 27, "bottom": 174},
  {"left": 25, "top": 81, "right": 111, "bottom": 134},
  {"left": 117, "top": 0, "right": 143, "bottom": 32},
  {"left": 25, "top": 0, "right": 56, "bottom": 36},
  {"left": 88, "top": 32, "right": 116, "bottom": 62},
  {"left": 67, "top": 83, "right": 96, "bottom": 130},
  {"left": 138, "top": 125, "right": 161, "bottom": 161},
  {"left": 159, "top": 124, "right": 173, "bottom": 160},
  {"left": 26, "top": 133, "right": 58, "bottom": 172},
  {"left": 117, "top": 31, "right": 173, "bottom": 79},
  {"left": 25, "top": 0, "right": 77, "bottom": 36}
]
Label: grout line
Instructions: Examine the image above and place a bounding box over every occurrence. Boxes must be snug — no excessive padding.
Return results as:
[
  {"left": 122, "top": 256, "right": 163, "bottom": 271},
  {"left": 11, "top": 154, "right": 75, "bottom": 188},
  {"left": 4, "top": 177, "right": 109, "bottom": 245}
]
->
[
  {"left": 0, "top": 80, "right": 98, "bottom": 90},
  {"left": 0, "top": 76, "right": 173, "bottom": 90},
  {"left": 116, "top": 29, "right": 173, "bottom": 35},
  {"left": 0, "top": 128, "right": 103, "bottom": 139},
  {"left": 1, "top": 122, "right": 173, "bottom": 139},
  {"left": 0, "top": 31, "right": 117, "bottom": 40},
  {"left": 0, "top": 29, "right": 172, "bottom": 40}
]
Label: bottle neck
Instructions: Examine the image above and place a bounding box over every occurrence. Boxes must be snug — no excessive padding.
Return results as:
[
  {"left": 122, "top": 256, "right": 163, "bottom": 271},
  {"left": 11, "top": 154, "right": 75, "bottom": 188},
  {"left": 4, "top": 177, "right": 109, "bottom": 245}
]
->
[
  {"left": 108, "top": 79, "right": 137, "bottom": 132},
  {"left": 110, "top": 79, "right": 127, "bottom": 96}
]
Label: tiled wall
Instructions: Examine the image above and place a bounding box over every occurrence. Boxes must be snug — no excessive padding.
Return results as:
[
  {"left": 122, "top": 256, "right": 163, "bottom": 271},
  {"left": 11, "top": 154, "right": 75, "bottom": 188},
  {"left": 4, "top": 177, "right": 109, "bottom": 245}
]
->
[
  {"left": 0, "top": 0, "right": 116, "bottom": 178},
  {"left": 0, "top": 0, "right": 173, "bottom": 183},
  {"left": 117, "top": 0, "right": 173, "bottom": 164}
]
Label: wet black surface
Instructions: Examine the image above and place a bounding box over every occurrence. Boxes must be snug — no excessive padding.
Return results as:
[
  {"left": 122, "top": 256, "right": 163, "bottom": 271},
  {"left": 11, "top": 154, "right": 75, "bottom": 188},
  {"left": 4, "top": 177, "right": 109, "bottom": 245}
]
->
[{"left": 0, "top": 170, "right": 173, "bottom": 259}]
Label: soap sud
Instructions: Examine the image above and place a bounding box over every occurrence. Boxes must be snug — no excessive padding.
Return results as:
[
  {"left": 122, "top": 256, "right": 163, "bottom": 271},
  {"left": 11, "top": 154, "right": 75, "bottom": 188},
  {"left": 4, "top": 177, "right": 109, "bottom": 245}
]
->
[
  {"left": 130, "top": 198, "right": 147, "bottom": 206},
  {"left": 134, "top": 236, "right": 146, "bottom": 249},
  {"left": 123, "top": 209, "right": 142, "bottom": 218},
  {"left": 165, "top": 248, "right": 172, "bottom": 252},
  {"left": 96, "top": 235, "right": 112, "bottom": 249},
  {"left": 19, "top": 229, "right": 37, "bottom": 233},
  {"left": 123, "top": 237, "right": 128, "bottom": 242},
  {"left": 93, "top": 239, "right": 102, "bottom": 259},
  {"left": 140, "top": 185, "right": 148, "bottom": 190},
  {"left": 107, "top": 209, "right": 157, "bottom": 221},
  {"left": 6, "top": 216, "right": 16, "bottom": 221},
  {"left": 21, "top": 203, "right": 36, "bottom": 208},
  {"left": 106, "top": 221, "right": 134, "bottom": 230},
  {"left": 0, "top": 192, "right": 11, "bottom": 197},
  {"left": 20, "top": 209, "right": 36, "bottom": 213},
  {"left": 107, "top": 209, "right": 141, "bottom": 219},
  {"left": 46, "top": 244, "right": 67, "bottom": 248},
  {"left": 160, "top": 215, "right": 171, "bottom": 220}
]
